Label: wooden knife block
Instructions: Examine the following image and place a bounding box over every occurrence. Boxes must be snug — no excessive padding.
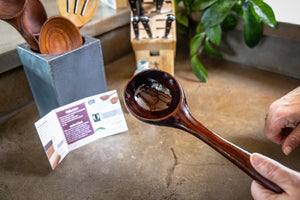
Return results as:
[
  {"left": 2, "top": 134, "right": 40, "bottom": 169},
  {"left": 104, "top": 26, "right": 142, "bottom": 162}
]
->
[{"left": 130, "top": 0, "right": 176, "bottom": 75}]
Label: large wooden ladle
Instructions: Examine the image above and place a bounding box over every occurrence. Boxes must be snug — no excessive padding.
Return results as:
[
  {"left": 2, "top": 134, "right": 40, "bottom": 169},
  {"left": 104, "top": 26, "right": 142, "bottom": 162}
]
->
[
  {"left": 124, "top": 69, "right": 284, "bottom": 194},
  {"left": 0, "top": 0, "right": 47, "bottom": 52}
]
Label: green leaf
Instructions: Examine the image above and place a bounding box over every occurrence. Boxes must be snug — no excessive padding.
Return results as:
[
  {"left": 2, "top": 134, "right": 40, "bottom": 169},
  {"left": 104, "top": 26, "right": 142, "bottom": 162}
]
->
[
  {"left": 183, "top": 0, "right": 194, "bottom": 13},
  {"left": 201, "top": 0, "right": 235, "bottom": 28},
  {"left": 191, "top": 55, "right": 207, "bottom": 82},
  {"left": 192, "top": 0, "right": 217, "bottom": 11},
  {"left": 190, "top": 33, "right": 205, "bottom": 56},
  {"left": 222, "top": 13, "right": 237, "bottom": 31},
  {"left": 196, "top": 22, "right": 202, "bottom": 34},
  {"left": 176, "top": 12, "right": 189, "bottom": 27},
  {"left": 203, "top": 38, "right": 222, "bottom": 56},
  {"left": 243, "top": 5, "right": 262, "bottom": 47},
  {"left": 174, "top": 0, "right": 182, "bottom": 12},
  {"left": 176, "top": 22, "right": 188, "bottom": 35},
  {"left": 232, "top": 3, "right": 243, "bottom": 18},
  {"left": 205, "top": 24, "right": 222, "bottom": 46},
  {"left": 249, "top": 0, "right": 276, "bottom": 28}
]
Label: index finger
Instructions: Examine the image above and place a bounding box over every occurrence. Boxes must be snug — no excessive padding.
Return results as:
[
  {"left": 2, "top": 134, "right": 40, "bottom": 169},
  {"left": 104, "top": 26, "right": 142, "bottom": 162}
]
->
[{"left": 264, "top": 106, "right": 289, "bottom": 144}]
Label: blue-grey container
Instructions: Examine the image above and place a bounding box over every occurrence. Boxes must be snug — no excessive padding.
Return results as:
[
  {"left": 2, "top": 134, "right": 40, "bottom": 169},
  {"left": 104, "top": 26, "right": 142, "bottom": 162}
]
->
[{"left": 17, "top": 35, "right": 107, "bottom": 116}]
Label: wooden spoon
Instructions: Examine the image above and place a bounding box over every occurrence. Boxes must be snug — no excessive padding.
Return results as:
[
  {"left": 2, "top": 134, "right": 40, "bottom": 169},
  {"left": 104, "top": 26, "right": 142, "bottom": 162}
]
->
[
  {"left": 39, "top": 16, "right": 83, "bottom": 55},
  {"left": 57, "top": 0, "right": 100, "bottom": 28},
  {"left": 24, "top": 0, "right": 47, "bottom": 38},
  {"left": 0, "top": 0, "right": 40, "bottom": 51},
  {"left": 100, "top": 91, "right": 117, "bottom": 100},
  {"left": 124, "top": 69, "right": 284, "bottom": 194}
]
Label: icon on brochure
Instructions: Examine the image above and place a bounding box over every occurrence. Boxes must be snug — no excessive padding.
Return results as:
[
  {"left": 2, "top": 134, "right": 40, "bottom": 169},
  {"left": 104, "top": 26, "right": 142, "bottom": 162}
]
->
[{"left": 92, "top": 113, "right": 101, "bottom": 122}]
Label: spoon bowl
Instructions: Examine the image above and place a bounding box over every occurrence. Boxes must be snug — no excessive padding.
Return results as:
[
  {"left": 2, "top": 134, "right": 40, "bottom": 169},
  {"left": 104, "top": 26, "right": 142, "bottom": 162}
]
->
[
  {"left": 39, "top": 16, "right": 83, "bottom": 55},
  {"left": 0, "top": 0, "right": 26, "bottom": 19},
  {"left": 0, "top": 0, "right": 40, "bottom": 51},
  {"left": 124, "top": 69, "right": 181, "bottom": 121},
  {"left": 124, "top": 69, "right": 284, "bottom": 194}
]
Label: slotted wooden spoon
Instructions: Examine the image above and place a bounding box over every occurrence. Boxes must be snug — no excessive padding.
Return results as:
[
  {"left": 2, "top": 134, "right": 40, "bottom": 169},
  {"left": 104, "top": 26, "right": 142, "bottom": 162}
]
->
[{"left": 57, "top": 0, "right": 100, "bottom": 28}]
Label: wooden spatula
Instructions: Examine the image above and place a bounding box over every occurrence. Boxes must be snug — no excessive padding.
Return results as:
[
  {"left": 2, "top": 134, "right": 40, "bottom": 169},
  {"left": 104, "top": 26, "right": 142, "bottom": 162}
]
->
[{"left": 57, "top": 0, "right": 100, "bottom": 28}]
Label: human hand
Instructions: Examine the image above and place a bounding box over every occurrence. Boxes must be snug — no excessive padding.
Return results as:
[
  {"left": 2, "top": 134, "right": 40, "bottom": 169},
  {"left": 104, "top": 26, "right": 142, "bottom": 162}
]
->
[
  {"left": 265, "top": 86, "right": 300, "bottom": 155},
  {"left": 250, "top": 153, "right": 300, "bottom": 200}
]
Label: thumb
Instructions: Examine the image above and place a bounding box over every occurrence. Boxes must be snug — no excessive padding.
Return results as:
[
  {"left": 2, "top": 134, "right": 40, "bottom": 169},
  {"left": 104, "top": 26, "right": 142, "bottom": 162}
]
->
[
  {"left": 250, "top": 153, "right": 290, "bottom": 191},
  {"left": 282, "top": 125, "right": 300, "bottom": 155},
  {"left": 251, "top": 180, "right": 277, "bottom": 200}
]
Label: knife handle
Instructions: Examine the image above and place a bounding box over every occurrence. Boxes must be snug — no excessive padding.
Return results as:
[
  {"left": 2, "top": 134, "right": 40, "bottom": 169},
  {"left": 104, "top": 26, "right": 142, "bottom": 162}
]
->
[
  {"left": 131, "top": 16, "right": 140, "bottom": 39},
  {"left": 138, "top": 0, "right": 144, "bottom": 16},
  {"left": 164, "top": 14, "right": 176, "bottom": 38},
  {"left": 128, "top": 0, "right": 139, "bottom": 15},
  {"left": 156, "top": 0, "right": 164, "bottom": 11},
  {"left": 140, "top": 15, "right": 153, "bottom": 38}
]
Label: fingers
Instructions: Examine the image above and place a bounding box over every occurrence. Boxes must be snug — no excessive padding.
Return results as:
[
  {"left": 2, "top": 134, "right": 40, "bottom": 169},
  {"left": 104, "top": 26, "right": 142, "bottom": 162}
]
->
[
  {"left": 251, "top": 181, "right": 277, "bottom": 200},
  {"left": 250, "top": 153, "right": 292, "bottom": 191},
  {"left": 282, "top": 125, "right": 300, "bottom": 155},
  {"left": 264, "top": 101, "right": 289, "bottom": 144},
  {"left": 264, "top": 98, "right": 300, "bottom": 146}
]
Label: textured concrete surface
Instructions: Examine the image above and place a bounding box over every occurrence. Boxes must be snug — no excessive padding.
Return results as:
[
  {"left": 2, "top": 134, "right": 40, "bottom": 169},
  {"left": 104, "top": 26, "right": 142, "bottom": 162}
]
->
[
  {"left": 0, "top": 48, "right": 300, "bottom": 200},
  {"left": 0, "top": 67, "right": 33, "bottom": 119}
]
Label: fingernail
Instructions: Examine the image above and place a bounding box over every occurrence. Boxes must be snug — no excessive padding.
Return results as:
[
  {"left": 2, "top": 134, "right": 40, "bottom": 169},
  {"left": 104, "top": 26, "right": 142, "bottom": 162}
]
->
[
  {"left": 283, "top": 146, "right": 292, "bottom": 155},
  {"left": 251, "top": 153, "right": 263, "bottom": 167}
]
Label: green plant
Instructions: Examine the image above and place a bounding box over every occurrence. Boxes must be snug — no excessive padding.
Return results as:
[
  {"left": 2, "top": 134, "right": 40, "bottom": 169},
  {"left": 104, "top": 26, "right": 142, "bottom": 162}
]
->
[{"left": 175, "top": 0, "right": 276, "bottom": 82}]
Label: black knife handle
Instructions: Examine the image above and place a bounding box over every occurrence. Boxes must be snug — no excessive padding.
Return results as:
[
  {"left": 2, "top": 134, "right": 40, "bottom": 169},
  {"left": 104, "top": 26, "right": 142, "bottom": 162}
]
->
[
  {"left": 131, "top": 16, "right": 140, "bottom": 39},
  {"left": 128, "top": 0, "right": 139, "bottom": 15},
  {"left": 156, "top": 0, "right": 164, "bottom": 11},
  {"left": 138, "top": 0, "right": 144, "bottom": 16},
  {"left": 140, "top": 15, "right": 153, "bottom": 38},
  {"left": 164, "top": 14, "right": 176, "bottom": 38}
]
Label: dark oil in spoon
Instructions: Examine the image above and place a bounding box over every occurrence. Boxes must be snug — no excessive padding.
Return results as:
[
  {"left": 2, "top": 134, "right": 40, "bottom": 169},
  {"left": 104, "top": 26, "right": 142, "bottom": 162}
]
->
[{"left": 134, "top": 82, "right": 172, "bottom": 111}]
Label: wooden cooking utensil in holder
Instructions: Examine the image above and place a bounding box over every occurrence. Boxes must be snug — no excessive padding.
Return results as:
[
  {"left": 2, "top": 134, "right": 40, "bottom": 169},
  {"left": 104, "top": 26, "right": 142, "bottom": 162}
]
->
[
  {"left": 130, "top": 0, "right": 176, "bottom": 75},
  {"left": 57, "top": 0, "right": 100, "bottom": 28}
]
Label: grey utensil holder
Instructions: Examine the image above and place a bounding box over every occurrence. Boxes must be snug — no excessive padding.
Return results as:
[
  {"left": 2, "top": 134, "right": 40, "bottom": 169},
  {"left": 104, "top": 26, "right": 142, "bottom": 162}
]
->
[{"left": 17, "top": 35, "right": 107, "bottom": 116}]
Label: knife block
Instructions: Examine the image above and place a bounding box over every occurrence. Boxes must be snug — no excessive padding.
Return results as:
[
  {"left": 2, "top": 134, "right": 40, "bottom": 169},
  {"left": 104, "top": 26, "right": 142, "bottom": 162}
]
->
[
  {"left": 130, "top": 0, "right": 176, "bottom": 75},
  {"left": 17, "top": 35, "right": 107, "bottom": 116}
]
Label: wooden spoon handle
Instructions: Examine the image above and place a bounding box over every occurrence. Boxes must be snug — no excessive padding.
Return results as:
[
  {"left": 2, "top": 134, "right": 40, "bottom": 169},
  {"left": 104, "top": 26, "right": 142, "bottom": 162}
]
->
[
  {"left": 172, "top": 106, "right": 284, "bottom": 194},
  {"left": 7, "top": 18, "right": 39, "bottom": 52}
]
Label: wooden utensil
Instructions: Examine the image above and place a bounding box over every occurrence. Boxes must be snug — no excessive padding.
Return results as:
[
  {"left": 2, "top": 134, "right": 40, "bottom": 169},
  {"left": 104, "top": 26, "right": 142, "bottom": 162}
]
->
[
  {"left": 100, "top": 91, "right": 117, "bottom": 101},
  {"left": 39, "top": 16, "right": 83, "bottom": 55},
  {"left": 57, "top": 0, "right": 100, "bottom": 28},
  {"left": 24, "top": 0, "right": 47, "bottom": 38},
  {"left": 0, "top": 0, "right": 40, "bottom": 51},
  {"left": 124, "top": 69, "right": 284, "bottom": 194}
]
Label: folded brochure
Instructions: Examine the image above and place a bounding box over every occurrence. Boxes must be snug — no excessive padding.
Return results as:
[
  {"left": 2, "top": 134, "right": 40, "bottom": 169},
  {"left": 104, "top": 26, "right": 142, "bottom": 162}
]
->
[{"left": 35, "top": 90, "right": 128, "bottom": 170}]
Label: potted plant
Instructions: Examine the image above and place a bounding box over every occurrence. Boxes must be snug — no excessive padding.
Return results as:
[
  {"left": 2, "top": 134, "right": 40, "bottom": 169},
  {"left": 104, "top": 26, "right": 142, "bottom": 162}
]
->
[{"left": 175, "top": 0, "right": 276, "bottom": 82}]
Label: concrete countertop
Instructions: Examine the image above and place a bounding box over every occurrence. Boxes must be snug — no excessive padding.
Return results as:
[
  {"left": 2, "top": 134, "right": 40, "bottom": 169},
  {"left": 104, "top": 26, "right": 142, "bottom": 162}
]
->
[{"left": 0, "top": 48, "right": 300, "bottom": 199}]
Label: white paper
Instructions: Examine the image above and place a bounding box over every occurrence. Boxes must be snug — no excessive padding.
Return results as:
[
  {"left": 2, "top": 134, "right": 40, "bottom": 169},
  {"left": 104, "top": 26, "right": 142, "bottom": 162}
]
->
[{"left": 35, "top": 90, "right": 128, "bottom": 170}]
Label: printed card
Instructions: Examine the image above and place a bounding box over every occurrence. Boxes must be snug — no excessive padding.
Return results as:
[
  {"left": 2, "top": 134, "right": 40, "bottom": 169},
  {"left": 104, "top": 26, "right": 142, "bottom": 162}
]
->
[{"left": 35, "top": 90, "right": 128, "bottom": 170}]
